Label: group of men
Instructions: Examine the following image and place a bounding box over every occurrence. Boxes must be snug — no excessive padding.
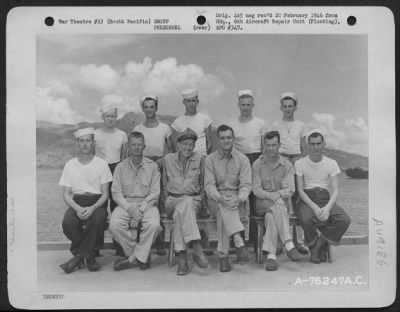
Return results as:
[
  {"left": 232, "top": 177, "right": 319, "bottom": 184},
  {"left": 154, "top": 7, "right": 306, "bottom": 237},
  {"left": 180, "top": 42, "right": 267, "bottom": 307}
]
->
[{"left": 58, "top": 88, "right": 351, "bottom": 275}]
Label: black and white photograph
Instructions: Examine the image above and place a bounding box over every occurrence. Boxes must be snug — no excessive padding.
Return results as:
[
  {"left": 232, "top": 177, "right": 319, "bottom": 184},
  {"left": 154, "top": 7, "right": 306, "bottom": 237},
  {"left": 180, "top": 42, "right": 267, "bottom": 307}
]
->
[{"left": 6, "top": 6, "right": 396, "bottom": 309}]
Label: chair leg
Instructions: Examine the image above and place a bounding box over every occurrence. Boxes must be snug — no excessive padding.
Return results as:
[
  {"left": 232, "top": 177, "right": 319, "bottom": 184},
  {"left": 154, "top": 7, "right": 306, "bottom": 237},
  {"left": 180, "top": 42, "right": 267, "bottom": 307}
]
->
[
  {"left": 327, "top": 244, "right": 332, "bottom": 263},
  {"left": 168, "top": 227, "right": 175, "bottom": 267},
  {"left": 257, "top": 223, "right": 263, "bottom": 264}
]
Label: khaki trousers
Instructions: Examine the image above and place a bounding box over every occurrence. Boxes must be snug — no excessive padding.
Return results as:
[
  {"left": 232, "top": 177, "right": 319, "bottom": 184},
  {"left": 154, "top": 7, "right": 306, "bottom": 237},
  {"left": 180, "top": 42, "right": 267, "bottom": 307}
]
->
[
  {"left": 216, "top": 191, "right": 246, "bottom": 254},
  {"left": 109, "top": 201, "right": 161, "bottom": 263},
  {"left": 256, "top": 200, "right": 292, "bottom": 254},
  {"left": 165, "top": 196, "right": 201, "bottom": 251}
]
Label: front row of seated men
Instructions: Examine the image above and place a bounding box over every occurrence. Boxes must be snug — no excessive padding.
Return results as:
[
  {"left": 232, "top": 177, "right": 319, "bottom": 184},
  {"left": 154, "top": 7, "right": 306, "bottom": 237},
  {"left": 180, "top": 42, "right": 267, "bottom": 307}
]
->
[{"left": 59, "top": 125, "right": 350, "bottom": 275}]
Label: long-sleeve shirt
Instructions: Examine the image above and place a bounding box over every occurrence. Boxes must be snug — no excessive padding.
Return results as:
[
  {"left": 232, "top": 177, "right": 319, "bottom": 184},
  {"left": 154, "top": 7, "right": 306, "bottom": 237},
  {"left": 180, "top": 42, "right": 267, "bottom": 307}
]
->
[
  {"left": 111, "top": 157, "right": 160, "bottom": 210},
  {"left": 252, "top": 155, "right": 295, "bottom": 208},
  {"left": 162, "top": 152, "right": 204, "bottom": 198},
  {"left": 205, "top": 149, "right": 252, "bottom": 202}
]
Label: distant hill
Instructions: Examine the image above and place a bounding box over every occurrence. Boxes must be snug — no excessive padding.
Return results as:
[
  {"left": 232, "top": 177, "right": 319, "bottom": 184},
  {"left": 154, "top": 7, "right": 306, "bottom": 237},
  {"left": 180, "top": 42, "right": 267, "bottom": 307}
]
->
[{"left": 36, "top": 113, "right": 368, "bottom": 169}]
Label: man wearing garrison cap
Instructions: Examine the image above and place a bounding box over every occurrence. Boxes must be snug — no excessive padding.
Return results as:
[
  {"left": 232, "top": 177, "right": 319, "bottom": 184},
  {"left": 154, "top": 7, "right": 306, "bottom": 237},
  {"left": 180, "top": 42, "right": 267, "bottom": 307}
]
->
[
  {"left": 94, "top": 103, "right": 128, "bottom": 256},
  {"left": 269, "top": 92, "right": 309, "bottom": 255},
  {"left": 229, "top": 89, "right": 268, "bottom": 249},
  {"left": 161, "top": 128, "right": 209, "bottom": 275},
  {"left": 171, "top": 89, "right": 213, "bottom": 156},
  {"left": 59, "top": 128, "right": 113, "bottom": 274}
]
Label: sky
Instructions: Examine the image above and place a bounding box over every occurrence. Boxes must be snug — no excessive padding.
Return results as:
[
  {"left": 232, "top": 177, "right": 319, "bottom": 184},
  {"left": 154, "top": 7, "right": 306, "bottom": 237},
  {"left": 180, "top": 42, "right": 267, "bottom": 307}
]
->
[{"left": 36, "top": 34, "right": 368, "bottom": 156}]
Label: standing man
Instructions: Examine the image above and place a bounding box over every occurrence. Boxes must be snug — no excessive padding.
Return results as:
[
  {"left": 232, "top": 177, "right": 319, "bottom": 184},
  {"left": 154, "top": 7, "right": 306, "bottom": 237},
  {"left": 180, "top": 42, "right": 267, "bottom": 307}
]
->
[
  {"left": 229, "top": 90, "right": 268, "bottom": 249},
  {"left": 133, "top": 95, "right": 173, "bottom": 256},
  {"left": 295, "top": 130, "right": 351, "bottom": 264},
  {"left": 205, "top": 125, "right": 252, "bottom": 272},
  {"left": 270, "top": 92, "right": 308, "bottom": 255},
  {"left": 133, "top": 95, "right": 173, "bottom": 163},
  {"left": 252, "top": 131, "right": 302, "bottom": 271},
  {"left": 94, "top": 103, "right": 128, "bottom": 256},
  {"left": 59, "top": 128, "right": 113, "bottom": 274},
  {"left": 109, "top": 131, "right": 162, "bottom": 271},
  {"left": 162, "top": 128, "right": 209, "bottom": 275},
  {"left": 171, "top": 89, "right": 213, "bottom": 156}
]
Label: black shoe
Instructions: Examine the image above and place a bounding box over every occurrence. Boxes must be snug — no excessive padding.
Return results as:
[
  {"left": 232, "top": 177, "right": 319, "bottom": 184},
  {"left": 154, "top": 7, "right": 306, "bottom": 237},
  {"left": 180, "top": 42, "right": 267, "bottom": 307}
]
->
[
  {"left": 193, "top": 251, "right": 209, "bottom": 269},
  {"left": 156, "top": 248, "right": 167, "bottom": 256},
  {"left": 177, "top": 254, "right": 190, "bottom": 275},
  {"left": 113, "top": 257, "right": 137, "bottom": 271},
  {"left": 219, "top": 257, "right": 232, "bottom": 272},
  {"left": 139, "top": 255, "right": 151, "bottom": 270},
  {"left": 265, "top": 258, "right": 278, "bottom": 271},
  {"left": 86, "top": 258, "right": 101, "bottom": 272},
  {"left": 320, "top": 244, "right": 329, "bottom": 262},
  {"left": 286, "top": 248, "right": 302, "bottom": 262},
  {"left": 236, "top": 246, "right": 250, "bottom": 263},
  {"left": 296, "top": 244, "right": 309, "bottom": 255},
  {"left": 59, "top": 256, "right": 83, "bottom": 274},
  {"left": 310, "top": 237, "right": 325, "bottom": 264}
]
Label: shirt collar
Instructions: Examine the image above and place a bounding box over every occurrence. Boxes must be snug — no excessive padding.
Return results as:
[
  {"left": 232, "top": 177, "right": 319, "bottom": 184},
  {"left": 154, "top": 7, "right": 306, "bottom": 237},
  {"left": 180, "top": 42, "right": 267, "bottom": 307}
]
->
[
  {"left": 261, "top": 155, "right": 286, "bottom": 169},
  {"left": 128, "top": 157, "right": 145, "bottom": 170},
  {"left": 217, "top": 148, "right": 240, "bottom": 160}
]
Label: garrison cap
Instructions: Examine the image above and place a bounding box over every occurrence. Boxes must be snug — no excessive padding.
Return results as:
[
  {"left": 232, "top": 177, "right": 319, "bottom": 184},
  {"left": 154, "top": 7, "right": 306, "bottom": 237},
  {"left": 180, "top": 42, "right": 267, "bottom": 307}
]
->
[{"left": 176, "top": 128, "right": 198, "bottom": 142}]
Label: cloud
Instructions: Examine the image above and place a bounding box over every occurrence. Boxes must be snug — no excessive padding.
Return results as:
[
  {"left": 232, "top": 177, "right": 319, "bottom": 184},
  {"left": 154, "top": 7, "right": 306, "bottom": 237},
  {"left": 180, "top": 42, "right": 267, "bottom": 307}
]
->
[
  {"left": 47, "top": 80, "right": 73, "bottom": 97},
  {"left": 79, "top": 64, "right": 120, "bottom": 93},
  {"left": 310, "top": 113, "right": 346, "bottom": 149},
  {"left": 36, "top": 88, "right": 83, "bottom": 124},
  {"left": 100, "top": 94, "right": 141, "bottom": 115}
]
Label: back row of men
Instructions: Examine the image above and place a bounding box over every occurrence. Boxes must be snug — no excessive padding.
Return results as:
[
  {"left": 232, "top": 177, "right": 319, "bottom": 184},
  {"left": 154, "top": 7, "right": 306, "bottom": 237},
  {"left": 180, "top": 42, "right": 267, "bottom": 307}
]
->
[{"left": 58, "top": 89, "right": 350, "bottom": 275}]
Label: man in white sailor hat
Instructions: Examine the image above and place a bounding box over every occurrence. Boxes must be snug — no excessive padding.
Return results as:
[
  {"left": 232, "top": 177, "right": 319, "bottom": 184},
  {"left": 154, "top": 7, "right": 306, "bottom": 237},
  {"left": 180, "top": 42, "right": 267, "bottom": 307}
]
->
[
  {"left": 229, "top": 89, "right": 268, "bottom": 249},
  {"left": 59, "top": 128, "right": 113, "bottom": 274},
  {"left": 171, "top": 89, "right": 213, "bottom": 156},
  {"left": 94, "top": 103, "right": 128, "bottom": 256},
  {"left": 269, "top": 92, "right": 309, "bottom": 255},
  {"left": 294, "top": 129, "right": 351, "bottom": 263}
]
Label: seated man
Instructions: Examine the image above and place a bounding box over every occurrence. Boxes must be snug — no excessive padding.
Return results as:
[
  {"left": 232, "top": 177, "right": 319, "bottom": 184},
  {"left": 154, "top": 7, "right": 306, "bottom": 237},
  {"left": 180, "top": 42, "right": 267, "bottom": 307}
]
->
[
  {"left": 252, "top": 131, "right": 302, "bottom": 271},
  {"left": 162, "top": 128, "right": 209, "bottom": 275},
  {"left": 205, "top": 124, "right": 252, "bottom": 273},
  {"left": 109, "top": 131, "right": 162, "bottom": 271},
  {"left": 295, "top": 129, "right": 351, "bottom": 263},
  {"left": 59, "top": 128, "right": 113, "bottom": 274}
]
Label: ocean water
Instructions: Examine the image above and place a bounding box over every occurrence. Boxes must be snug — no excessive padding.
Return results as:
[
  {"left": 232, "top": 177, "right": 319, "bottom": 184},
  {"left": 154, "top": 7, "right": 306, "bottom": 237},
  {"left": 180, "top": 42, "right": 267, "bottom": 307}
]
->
[{"left": 36, "top": 169, "right": 368, "bottom": 242}]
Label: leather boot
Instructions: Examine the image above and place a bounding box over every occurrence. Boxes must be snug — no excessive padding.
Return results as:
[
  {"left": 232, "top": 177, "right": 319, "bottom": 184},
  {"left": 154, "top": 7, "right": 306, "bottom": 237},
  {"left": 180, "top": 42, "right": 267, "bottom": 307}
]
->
[
  {"left": 236, "top": 246, "right": 250, "bottom": 263},
  {"left": 59, "top": 255, "right": 83, "bottom": 274},
  {"left": 86, "top": 258, "right": 101, "bottom": 272},
  {"left": 219, "top": 256, "right": 232, "bottom": 272}
]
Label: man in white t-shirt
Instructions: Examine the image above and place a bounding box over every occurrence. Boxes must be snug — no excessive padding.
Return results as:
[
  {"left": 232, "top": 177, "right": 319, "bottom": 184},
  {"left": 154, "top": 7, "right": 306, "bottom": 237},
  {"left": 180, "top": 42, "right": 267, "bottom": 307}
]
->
[
  {"left": 171, "top": 89, "right": 213, "bottom": 156},
  {"left": 133, "top": 95, "right": 172, "bottom": 256},
  {"left": 59, "top": 128, "right": 113, "bottom": 274},
  {"left": 270, "top": 92, "right": 308, "bottom": 255},
  {"left": 295, "top": 130, "right": 351, "bottom": 264},
  {"left": 94, "top": 104, "right": 128, "bottom": 256},
  {"left": 133, "top": 95, "right": 172, "bottom": 163},
  {"left": 229, "top": 89, "right": 268, "bottom": 249}
]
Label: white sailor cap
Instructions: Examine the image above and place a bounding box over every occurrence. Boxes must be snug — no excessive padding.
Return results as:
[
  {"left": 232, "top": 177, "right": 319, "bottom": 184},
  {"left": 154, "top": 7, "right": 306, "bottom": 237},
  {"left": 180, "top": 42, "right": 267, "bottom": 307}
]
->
[
  {"left": 181, "top": 89, "right": 198, "bottom": 99},
  {"left": 141, "top": 95, "right": 158, "bottom": 104},
  {"left": 280, "top": 92, "right": 298, "bottom": 103},
  {"left": 237, "top": 89, "right": 253, "bottom": 98},
  {"left": 74, "top": 127, "right": 95, "bottom": 139},
  {"left": 306, "top": 129, "right": 325, "bottom": 142},
  {"left": 99, "top": 103, "right": 118, "bottom": 115}
]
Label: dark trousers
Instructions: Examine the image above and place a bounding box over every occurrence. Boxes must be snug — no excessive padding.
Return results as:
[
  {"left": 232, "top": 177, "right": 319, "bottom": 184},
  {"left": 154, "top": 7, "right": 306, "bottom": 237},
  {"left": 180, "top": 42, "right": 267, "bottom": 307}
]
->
[
  {"left": 245, "top": 152, "right": 262, "bottom": 248},
  {"left": 62, "top": 194, "right": 107, "bottom": 259},
  {"left": 107, "top": 162, "right": 124, "bottom": 254},
  {"left": 295, "top": 188, "right": 351, "bottom": 246}
]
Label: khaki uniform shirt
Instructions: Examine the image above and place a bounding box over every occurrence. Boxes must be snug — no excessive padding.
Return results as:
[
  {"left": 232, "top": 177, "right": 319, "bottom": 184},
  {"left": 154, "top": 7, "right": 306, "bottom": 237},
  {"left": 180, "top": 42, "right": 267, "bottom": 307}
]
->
[
  {"left": 252, "top": 155, "right": 294, "bottom": 209},
  {"left": 205, "top": 149, "right": 252, "bottom": 202},
  {"left": 111, "top": 157, "right": 160, "bottom": 209}
]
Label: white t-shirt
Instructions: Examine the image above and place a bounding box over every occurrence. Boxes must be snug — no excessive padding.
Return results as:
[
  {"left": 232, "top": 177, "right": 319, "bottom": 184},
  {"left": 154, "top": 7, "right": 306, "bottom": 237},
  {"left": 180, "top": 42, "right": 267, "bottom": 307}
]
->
[
  {"left": 295, "top": 156, "right": 341, "bottom": 190},
  {"left": 230, "top": 117, "right": 267, "bottom": 154},
  {"left": 171, "top": 112, "right": 212, "bottom": 155},
  {"left": 270, "top": 119, "right": 307, "bottom": 155},
  {"left": 94, "top": 128, "right": 128, "bottom": 164},
  {"left": 133, "top": 122, "right": 171, "bottom": 157},
  {"left": 59, "top": 156, "right": 113, "bottom": 195}
]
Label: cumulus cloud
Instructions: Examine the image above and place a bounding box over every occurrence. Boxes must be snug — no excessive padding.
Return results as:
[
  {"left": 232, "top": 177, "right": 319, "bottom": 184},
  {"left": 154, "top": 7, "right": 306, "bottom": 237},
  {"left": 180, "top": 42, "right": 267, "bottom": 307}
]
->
[
  {"left": 100, "top": 94, "right": 141, "bottom": 116},
  {"left": 79, "top": 64, "right": 120, "bottom": 93},
  {"left": 36, "top": 88, "right": 83, "bottom": 124},
  {"left": 310, "top": 113, "right": 346, "bottom": 149},
  {"left": 47, "top": 80, "right": 73, "bottom": 97}
]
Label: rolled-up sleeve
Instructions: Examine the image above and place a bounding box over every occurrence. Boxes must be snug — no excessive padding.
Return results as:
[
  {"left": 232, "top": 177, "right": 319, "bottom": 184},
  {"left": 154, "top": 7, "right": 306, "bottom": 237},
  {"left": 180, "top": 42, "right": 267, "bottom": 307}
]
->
[
  {"left": 204, "top": 155, "right": 222, "bottom": 201},
  {"left": 238, "top": 156, "right": 252, "bottom": 202}
]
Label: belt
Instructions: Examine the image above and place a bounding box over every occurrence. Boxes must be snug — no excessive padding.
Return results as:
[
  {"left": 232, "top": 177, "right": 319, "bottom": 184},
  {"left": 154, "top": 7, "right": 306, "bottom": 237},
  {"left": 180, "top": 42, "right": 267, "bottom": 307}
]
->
[
  {"left": 280, "top": 153, "right": 302, "bottom": 158},
  {"left": 305, "top": 187, "right": 328, "bottom": 193},
  {"left": 168, "top": 192, "right": 200, "bottom": 198}
]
